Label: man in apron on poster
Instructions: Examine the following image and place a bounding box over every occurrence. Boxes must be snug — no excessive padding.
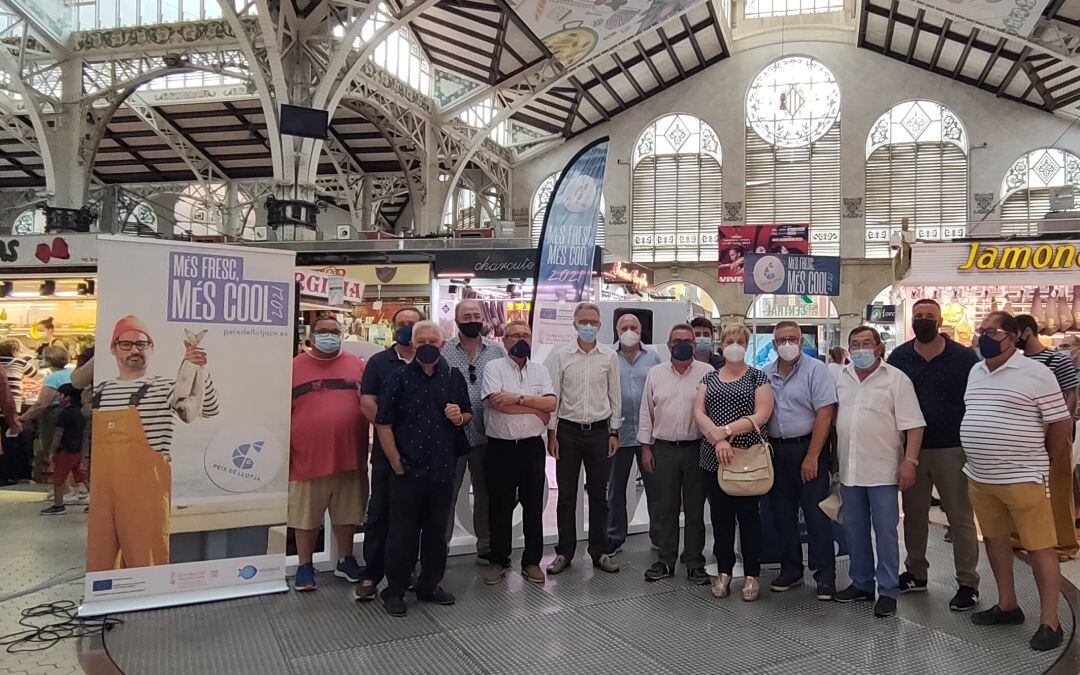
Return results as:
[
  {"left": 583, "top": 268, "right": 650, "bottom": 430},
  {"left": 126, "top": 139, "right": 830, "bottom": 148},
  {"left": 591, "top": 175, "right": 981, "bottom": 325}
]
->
[{"left": 86, "top": 315, "right": 220, "bottom": 572}]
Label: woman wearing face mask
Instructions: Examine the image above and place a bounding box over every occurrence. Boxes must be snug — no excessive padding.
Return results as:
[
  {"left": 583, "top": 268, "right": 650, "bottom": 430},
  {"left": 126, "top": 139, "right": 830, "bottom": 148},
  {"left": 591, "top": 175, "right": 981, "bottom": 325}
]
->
[{"left": 693, "top": 324, "right": 774, "bottom": 602}]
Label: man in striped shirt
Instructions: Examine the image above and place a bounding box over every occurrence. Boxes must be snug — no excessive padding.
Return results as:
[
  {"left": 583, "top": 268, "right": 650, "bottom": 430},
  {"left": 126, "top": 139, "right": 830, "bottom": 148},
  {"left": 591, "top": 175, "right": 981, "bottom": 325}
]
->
[
  {"left": 962, "top": 311, "right": 1072, "bottom": 652},
  {"left": 1017, "top": 314, "right": 1079, "bottom": 560}
]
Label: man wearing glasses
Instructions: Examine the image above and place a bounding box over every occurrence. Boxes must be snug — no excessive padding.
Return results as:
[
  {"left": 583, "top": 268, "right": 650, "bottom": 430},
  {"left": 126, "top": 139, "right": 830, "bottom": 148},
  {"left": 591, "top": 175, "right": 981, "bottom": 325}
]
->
[
  {"left": 86, "top": 315, "right": 219, "bottom": 572},
  {"left": 442, "top": 299, "right": 505, "bottom": 563},
  {"left": 480, "top": 320, "right": 556, "bottom": 585}
]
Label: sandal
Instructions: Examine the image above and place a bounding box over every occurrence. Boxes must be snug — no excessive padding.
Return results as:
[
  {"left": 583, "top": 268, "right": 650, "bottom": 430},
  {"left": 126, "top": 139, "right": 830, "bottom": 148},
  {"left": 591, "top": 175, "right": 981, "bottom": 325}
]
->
[
  {"left": 742, "top": 576, "right": 760, "bottom": 602},
  {"left": 711, "top": 573, "right": 732, "bottom": 599}
]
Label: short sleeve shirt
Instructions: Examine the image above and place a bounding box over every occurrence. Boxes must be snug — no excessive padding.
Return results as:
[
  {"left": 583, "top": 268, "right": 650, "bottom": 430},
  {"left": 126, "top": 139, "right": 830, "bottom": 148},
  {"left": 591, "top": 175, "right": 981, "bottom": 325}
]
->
[
  {"left": 887, "top": 337, "right": 979, "bottom": 449},
  {"left": 443, "top": 337, "right": 506, "bottom": 447},
  {"left": 764, "top": 355, "right": 838, "bottom": 439},
  {"left": 1026, "top": 349, "right": 1079, "bottom": 395},
  {"left": 289, "top": 351, "right": 367, "bottom": 482},
  {"left": 44, "top": 366, "right": 73, "bottom": 406},
  {"left": 482, "top": 357, "right": 555, "bottom": 440},
  {"left": 56, "top": 406, "right": 84, "bottom": 454},
  {"left": 698, "top": 367, "right": 769, "bottom": 471},
  {"left": 616, "top": 346, "right": 661, "bottom": 448},
  {"left": 360, "top": 345, "right": 411, "bottom": 459}
]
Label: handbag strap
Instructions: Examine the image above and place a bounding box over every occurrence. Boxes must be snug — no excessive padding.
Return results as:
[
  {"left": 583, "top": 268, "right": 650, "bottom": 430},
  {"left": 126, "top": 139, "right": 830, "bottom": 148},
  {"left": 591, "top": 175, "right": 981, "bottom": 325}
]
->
[{"left": 740, "top": 416, "right": 770, "bottom": 449}]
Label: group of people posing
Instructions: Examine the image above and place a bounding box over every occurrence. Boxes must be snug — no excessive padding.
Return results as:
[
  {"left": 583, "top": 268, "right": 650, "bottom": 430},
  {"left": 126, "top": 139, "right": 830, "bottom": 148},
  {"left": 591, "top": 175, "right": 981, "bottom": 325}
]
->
[{"left": 288, "top": 299, "right": 1073, "bottom": 653}]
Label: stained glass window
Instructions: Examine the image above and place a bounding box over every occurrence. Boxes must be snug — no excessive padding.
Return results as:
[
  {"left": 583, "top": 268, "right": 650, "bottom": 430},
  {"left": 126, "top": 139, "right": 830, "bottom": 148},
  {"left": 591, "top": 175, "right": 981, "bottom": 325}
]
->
[
  {"left": 746, "top": 56, "right": 840, "bottom": 149},
  {"left": 744, "top": 0, "right": 844, "bottom": 18},
  {"left": 12, "top": 209, "right": 44, "bottom": 235},
  {"left": 999, "top": 148, "right": 1080, "bottom": 234}
]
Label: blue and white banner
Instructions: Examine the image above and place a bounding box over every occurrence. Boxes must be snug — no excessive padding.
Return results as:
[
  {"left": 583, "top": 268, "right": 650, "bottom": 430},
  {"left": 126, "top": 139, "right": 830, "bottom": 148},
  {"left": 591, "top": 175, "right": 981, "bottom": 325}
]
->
[{"left": 743, "top": 253, "right": 841, "bottom": 297}]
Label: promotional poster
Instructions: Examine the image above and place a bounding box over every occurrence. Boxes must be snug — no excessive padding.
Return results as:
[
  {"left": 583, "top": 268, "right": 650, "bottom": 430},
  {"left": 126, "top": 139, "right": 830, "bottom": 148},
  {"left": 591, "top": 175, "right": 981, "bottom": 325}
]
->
[
  {"left": 717, "top": 225, "right": 809, "bottom": 283},
  {"left": 742, "top": 253, "right": 842, "bottom": 297},
  {"left": 81, "top": 236, "right": 295, "bottom": 617}
]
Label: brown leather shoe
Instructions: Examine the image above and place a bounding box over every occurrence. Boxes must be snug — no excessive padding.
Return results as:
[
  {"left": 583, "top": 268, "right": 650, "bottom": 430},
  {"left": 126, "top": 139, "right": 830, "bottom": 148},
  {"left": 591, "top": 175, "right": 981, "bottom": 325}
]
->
[
  {"left": 521, "top": 565, "right": 546, "bottom": 584},
  {"left": 354, "top": 579, "right": 377, "bottom": 602},
  {"left": 483, "top": 565, "right": 507, "bottom": 585},
  {"left": 593, "top": 553, "right": 620, "bottom": 573},
  {"left": 546, "top": 555, "right": 571, "bottom": 575}
]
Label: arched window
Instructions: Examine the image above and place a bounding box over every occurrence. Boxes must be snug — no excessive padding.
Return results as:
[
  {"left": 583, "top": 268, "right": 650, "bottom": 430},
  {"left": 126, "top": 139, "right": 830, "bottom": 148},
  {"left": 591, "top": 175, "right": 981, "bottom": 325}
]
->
[
  {"left": 1000, "top": 148, "right": 1080, "bottom": 234},
  {"left": 443, "top": 185, "right": 507, "bottom": 230},
  {"left": 530, "top": 172, "right": 606, "bottom": 247},
  {"left": 117, "top": 194, "right": 159, "bottom": 236},
  {"left": 631, "top": 114, "right": 722, "bottom": 263},
  {"left": 174, "top": 183, "right": 253, "bottom": 237},
  {"left": 864, "top": 100, "right": 969, "bottom": 258},
  {"left": 12, "top": 208, "right": 44, "bottom": 235},
  {"left": 745, "top": 56, "right": 840, "bottom": 255}
]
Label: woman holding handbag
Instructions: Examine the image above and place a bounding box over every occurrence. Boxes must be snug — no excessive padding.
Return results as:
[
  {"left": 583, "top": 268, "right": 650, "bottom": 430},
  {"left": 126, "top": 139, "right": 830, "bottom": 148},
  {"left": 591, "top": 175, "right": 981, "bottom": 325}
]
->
[{"left": 694, "top": 324, "right": 775, "bottom": 602}]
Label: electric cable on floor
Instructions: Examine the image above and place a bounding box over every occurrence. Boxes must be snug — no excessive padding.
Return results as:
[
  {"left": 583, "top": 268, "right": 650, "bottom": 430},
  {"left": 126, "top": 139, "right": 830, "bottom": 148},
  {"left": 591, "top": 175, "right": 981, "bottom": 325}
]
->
[{"left": 0, "top": 600, "right": 122, "bottom": 653}]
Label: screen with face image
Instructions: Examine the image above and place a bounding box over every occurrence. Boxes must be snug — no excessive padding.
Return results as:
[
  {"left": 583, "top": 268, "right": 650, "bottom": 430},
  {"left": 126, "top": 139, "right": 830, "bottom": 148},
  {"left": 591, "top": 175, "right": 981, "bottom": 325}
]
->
[{"left": 749, "top": 326, "right": 819, "bottom": 368}]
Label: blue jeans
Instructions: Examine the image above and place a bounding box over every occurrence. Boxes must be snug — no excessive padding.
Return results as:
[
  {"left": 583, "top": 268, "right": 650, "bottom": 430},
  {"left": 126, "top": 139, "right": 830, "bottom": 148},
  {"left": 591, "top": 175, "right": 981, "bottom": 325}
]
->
[{"left": 841, "top": 484, "right": 900, "bottom": 599}]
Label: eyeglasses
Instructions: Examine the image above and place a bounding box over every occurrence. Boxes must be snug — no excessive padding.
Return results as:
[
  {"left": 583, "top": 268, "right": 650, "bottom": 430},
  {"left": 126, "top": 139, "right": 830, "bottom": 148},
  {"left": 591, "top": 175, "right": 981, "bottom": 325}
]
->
[
  {"left": 505, "top": 333, "right": 530, "bottom": 341},
  {"left": 775, "top": 337, "right": 800, "bottom": 346},
  {"left": 975, "top": 328, "right": 1010, "bottom": 340},
  {"left": 468, "top": 364, "right": 476, "bottom": 384},
  {"left": 114, "top": 340, "right": 151, "bottom": 352}
]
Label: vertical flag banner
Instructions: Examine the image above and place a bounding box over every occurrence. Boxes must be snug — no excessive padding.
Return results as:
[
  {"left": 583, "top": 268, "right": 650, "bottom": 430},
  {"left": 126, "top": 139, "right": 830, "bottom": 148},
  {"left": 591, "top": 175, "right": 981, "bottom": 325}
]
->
[
  {"left": 532, "top": 137, "right": 609, "bottom": 345},
  {"left": 81, "top": 236, "right": 295, "bottom": 617}
]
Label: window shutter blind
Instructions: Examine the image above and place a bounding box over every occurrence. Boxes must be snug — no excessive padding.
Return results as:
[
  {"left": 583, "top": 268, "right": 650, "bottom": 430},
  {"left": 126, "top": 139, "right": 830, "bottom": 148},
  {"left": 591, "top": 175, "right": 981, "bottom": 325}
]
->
[
  {"left": 631, "top": 154, "right": 722, "bottom": 263},
  {"left": 745, "top": 124, "right": 840, "bottom": 256},
  {"left": 1001, "top": 189, "right": 1052, "bottom": 236},
  {"left": 531, "top": 198, "right": 605, "bottom": 247}
]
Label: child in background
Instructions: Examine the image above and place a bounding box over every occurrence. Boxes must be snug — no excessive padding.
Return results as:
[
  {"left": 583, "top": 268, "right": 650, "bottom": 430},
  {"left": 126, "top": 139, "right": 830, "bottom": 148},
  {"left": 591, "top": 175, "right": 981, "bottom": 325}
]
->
[{"left": 40, "top": 384, "right": 87, "bottom": 515}]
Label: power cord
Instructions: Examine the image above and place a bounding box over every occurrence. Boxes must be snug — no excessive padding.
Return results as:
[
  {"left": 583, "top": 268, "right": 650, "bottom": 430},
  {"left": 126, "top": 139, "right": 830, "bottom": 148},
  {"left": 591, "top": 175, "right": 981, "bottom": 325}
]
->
[{"left": 0, "top": 600, "right": 122, "bottom": 653}]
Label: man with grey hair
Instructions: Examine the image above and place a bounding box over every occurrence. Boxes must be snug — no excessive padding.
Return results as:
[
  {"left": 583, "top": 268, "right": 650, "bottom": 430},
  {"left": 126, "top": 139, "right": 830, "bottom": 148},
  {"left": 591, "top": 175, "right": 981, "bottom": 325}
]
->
[
  {"left": 545, "top": 302, "right": 622, "bottom": 575},
  {"left": 442, "top": 298, "right": 505, "bottom": 564},
  {"left": 376, "top": 320, "right": 473, "bottom": 617}
]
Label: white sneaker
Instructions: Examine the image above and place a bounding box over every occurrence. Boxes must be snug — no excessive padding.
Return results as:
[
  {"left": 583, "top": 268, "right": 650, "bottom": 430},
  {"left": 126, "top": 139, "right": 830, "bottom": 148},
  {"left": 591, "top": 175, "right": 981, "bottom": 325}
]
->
[{"left": 74, "top": 493, "right": 89, "bottom": 505}]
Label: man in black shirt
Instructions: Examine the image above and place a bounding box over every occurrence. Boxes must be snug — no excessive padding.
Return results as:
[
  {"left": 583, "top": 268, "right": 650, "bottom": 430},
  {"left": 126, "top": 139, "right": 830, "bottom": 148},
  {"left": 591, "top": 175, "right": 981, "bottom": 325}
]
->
[
  {"left": 376, "top": 320, "right": 472, "bottom": 618},
  {"left": 887, "top": 298, "right": 980, "bottom": 611}
]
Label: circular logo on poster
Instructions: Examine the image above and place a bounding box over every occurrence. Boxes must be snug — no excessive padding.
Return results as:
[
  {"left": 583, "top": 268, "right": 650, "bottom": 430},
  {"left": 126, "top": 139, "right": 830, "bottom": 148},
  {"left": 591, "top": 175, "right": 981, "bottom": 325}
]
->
[
  {"left": 203, "top": 426, "right": 284, "bottom": 493},
  {"left": 753, "top": 256, "right": 786, "bottom": 294}
]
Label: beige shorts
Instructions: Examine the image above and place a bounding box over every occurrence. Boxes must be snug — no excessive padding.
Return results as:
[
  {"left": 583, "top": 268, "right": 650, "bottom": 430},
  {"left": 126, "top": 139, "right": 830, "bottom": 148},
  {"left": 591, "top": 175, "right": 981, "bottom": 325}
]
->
[
  {"left": 287, "top": 470, "right": 367, "bottom": 530},
  {"left": 968, "top": 478, "right": 1056, "bottom": 552}
]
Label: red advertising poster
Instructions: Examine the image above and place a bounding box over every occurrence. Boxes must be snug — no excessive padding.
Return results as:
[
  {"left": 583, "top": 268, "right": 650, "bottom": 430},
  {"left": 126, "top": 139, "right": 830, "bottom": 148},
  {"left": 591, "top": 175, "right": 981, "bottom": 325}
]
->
[{"left": 717, "top": 225, "right": 809, "bottom": 282}]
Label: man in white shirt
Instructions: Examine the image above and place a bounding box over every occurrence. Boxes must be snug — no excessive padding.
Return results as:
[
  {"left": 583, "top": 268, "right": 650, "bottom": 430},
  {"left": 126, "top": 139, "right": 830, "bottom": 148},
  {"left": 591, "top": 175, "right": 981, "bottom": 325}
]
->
[
  {"left": 834, "top": 325, "right": 925, "bottom": 619},
  {"left": 545, "top": 302, "right": 621, "bottom": 575},
  {"left": 480, "top": 321, "right": 556, "bottom": 586},
  {"left": 638, "top": 323, "right": 714, "bottom": 585},
  {"left": 962, "top": 311, "right": 1072, "bottom": 652}
]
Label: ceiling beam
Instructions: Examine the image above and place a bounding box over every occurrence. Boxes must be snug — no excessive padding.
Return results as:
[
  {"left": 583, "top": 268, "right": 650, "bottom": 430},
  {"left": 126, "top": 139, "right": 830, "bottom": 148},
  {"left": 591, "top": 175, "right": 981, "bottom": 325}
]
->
[
  {"left": 681, "top": 15, "right": 706, "bottom": 68},
  {"left": 996, "top": 46, "right": 1030, "bottom": 96},
  {"left": 906, "top": 9, "right": 924, "bottom": 62},
  {"left": 884, "top": 0, "right": 900, "bottom": 53},
  {"left": 657, "top": 27, "right": 686, "bottom": 78},
  {"left": 977, "top": 37, "right": 1008, "bottom": 86},
  {"left": 952, "top": 27, "right": 980, "bottom": 78},
  {"left": 929, "top": 18, "right": 952, "bottom": 70},
  {"left": 588, "top": 65, "right": 627, "bottom": 111},
  {"left": 1021, "top": 59, "right": 1058, "bottom": 108},
  {"left": 569, "top": 76, "right": 610, "bottom": 121},
  {"left": 562, "top": 92, "right": 582, "bottom": 136},
  {"left": 635, "top": 40, "right": 666, "bottom": 89},
  {"left": 612, "top": 53, "right": 647, "bottom": 98},
  {"left": 489, "top": 10, "right": 510, "bottom": 85}
]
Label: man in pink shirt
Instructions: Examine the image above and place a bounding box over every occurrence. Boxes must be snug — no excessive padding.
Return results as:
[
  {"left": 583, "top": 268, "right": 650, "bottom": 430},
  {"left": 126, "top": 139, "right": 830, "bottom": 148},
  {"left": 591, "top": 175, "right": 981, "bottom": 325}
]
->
[{"left": 289, "top": 315, "right": 368, "bottom": 591}]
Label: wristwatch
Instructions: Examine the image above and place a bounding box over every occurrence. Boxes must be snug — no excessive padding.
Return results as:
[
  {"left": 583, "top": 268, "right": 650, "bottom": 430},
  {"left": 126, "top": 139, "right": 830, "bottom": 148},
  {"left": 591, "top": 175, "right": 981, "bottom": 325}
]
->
[
  {"left": 517, "top": 394, "right": 524, "bottom": 406},
  {"left": 903, "top": 457, "right": 919, "bottom": 466},
  {"left": 609, "top": 431, "right": 619, "bottom": 438}
]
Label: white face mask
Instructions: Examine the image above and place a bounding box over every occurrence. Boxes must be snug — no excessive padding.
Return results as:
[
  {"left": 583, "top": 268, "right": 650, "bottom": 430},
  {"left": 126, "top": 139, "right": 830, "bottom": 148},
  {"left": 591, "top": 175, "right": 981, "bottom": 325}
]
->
[
  {"left": 722, "top": 343, "right": 746, "bottom": 364},
  {"left": 619, "top": 330, "right": 640, "bottom": 348},
  {"left": 776, "top": 342, "right": 801, "bottom": 362}
]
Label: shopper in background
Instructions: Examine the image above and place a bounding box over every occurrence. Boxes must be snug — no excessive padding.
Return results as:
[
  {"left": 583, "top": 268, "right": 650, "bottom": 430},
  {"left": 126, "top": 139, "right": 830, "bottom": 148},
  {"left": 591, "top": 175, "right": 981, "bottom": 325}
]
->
[
  {"left": 545, "top": 302, "right": 622, "bottom": 576},
  {"left": 21, "top": 345, "right": 73, "bottom": 482},
  {"left": 834, "top": 325, "right": 925, "bottom": 619},
  {"left": 1058, "top": 334, "right": 1080, "bottom": 369},
  {"left": 827, "top": 347, "right": 848, "bottom": 381},
  {"left": 288, "top": 315, "right": 367, "bottom": 592},
  {"left": 376, "top": 320, "right": 472, "bottom": 617},
  {"left": 764, "top": 321, "right": 838, "bottom": 600},
  {"left": 0, "top": 340, "right": 33, "bottom": 485},
  {"left": 607, "top": 312, "right": 661, "bottom": 556},
  {"left": 355, "top": 306, "right": 423, "bottom": 602},
  {"left": 40, "top": 385, "right": 87, "bottom": 515},
  {"left": 886, "top": 299, "right": 981, "bottom": 611},
  {"left": 963, "top": 311, "right": 1071, "bottom": 651},
  {"left": 694, "top": 324, "right": 773, "bottom": 602},
  {"left": 1016, "top": 314, "right": 1079, "bottom": 561},
  {"left": 638, "top": 323, "right": 713, "bottom": 585},
  {"left": 481, "top": 320, "right": 556, "bottom": 585},
  {"left": 443, "top": 299, "right": 505, "bottom": 564},
  {"left": 690, "top": 317, "right": 725, "bottom": 369}
]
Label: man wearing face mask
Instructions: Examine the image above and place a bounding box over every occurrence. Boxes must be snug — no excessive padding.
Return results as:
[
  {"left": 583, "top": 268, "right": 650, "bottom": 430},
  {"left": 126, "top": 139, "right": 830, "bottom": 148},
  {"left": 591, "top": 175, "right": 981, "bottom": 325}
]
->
[
  {"left": 887, "top": 299, "right": 981, "bottom": 611},
  {"left": 481, "top": 321, "right": 557, "bottom": 585},
  {"left": 690, "top": 317, "right": 725, "bottom": 369},
  {"left": 376, "top": 320, "right": 473, "bottom": 617},
  {"left": 355, "top": 306, "right": 423, "bottom": 601},
  {"left": 607, "top": 312, "right": 661, "bottom": 556},
  {"left": 764, "top": 321, "right": 838, "bottom": 600},
  {"left": 289, "top": 315, "right": 368, "bottom": 591},
  {"left": 544, "top": 302, "right": 622, "bottom": 575},
  {"left": 1015, "top": 314, "right": 1079, "bottom": 561},
  {"left": 962, "top": 312, "right": 1071, "bottom": 651},
  {"left": 638, "top": 324, "right": 714, "bottom": 584},
  {"left": 443, "top": 299, "right": 506, "bottom": 564}
]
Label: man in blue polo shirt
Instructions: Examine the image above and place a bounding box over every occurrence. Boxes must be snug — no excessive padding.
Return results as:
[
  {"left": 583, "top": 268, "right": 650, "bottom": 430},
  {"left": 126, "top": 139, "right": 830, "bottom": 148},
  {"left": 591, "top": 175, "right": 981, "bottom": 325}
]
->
[
  {"left": 355, "top": 306, "right": 422, "bottom": 602},
  {"left": 764, "top": 321, "right": 838, "bottom": 600},
  {"left": 376, "top": 320, "right": 473, "bottom": 618}
]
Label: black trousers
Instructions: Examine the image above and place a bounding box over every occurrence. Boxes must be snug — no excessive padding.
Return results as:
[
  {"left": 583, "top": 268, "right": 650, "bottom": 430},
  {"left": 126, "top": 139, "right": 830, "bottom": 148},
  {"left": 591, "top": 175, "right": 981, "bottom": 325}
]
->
[
  {"left": 485, "top": 436, "right": 546, "bottom": 568},
  {"left": 361, "top": 456, "right": 391, "bottom": 583},
  {"left": 767, "top": 437, "right": 835, "bottom": 585},
  {"left": 705, "top": 469, "right": 762, "bottom": 577},
  {"left": 555, "top": 423, "right": 612, "bottom": 561},
  {"left": 385, "top": 473, "right": 454, "bottom": 598},
  {"left": 0, "top": 420, "right": 25, "bottom": 484}
]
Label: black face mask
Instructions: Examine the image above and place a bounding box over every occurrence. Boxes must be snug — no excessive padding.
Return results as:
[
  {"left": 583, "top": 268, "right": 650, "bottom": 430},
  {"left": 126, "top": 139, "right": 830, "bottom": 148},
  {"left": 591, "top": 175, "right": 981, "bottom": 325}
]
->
[
  {"left": 416, "top": 344, "right": 440, "bottom": 364},
  {"left": 394, "top": 325, "right": 413, "bottom": 347},
  {"left": 509, "top": 340, "right": 531, "bottom": 360},
  {"left": 457, "top": 321, "right": 483, "bottom": 339},
  {"left": 912, "top": 318, "right": 938, "bottom": 344}
]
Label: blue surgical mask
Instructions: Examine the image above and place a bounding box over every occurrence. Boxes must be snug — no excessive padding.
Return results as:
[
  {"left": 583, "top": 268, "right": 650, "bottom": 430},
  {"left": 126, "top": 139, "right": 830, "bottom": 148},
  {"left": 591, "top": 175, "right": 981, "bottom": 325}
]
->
[
  {"left": 695, "top": 337, "right": 712, "bottom": 354},
  {"left": 394, "top": 325, "right": 413, "bottom": 347},
  {"left": 577, "top": 324, "right": 598, "bottom": 344},
  {"left": 850, "top": 349, "right": 877, "bottom": 369},
  {"left": 671, "top": 341, "right": 694, "bottom": 361},
  {"left": 313, "top": 333, "right": 341, "bottom": 353}
]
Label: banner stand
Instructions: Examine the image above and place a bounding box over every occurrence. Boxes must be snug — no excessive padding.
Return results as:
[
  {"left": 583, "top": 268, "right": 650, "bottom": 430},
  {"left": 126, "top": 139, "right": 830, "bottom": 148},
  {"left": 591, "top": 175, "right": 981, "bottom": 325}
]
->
[{"left": 80, "top": 580, "right": 285, "bottom": 618}]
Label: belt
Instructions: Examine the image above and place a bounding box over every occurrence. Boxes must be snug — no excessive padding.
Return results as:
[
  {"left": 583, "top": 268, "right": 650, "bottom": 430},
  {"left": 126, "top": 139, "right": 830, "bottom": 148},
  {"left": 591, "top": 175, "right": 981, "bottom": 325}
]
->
[
  {"left": 655, "top": 439, "right": 699, "bottom": 447},
  {"left": 769, "top": 434, "right": 813, "bottom": 444},
  {"left": 559, "top": 419, "right": 609, "bottom": 432},
  {"left": 489, "top": 435, "right": 543, "bottom": 445}
]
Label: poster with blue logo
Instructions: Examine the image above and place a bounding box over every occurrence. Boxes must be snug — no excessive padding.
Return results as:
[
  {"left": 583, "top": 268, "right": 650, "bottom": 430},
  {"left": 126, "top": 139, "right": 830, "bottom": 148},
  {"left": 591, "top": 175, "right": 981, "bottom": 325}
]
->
[
  {"left": 81, "top": 236, "right": 294, "bottom": 617},
  {"left": 742, "top": 253, "right": 841, "bottom": 297},
  {"left": 532, "top": 137, "right": 608, "bottom": 345}
]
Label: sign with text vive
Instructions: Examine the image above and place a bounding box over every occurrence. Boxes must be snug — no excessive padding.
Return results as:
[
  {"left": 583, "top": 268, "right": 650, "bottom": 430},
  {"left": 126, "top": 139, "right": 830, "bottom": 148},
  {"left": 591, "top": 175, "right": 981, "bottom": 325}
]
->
[
  {"left": 81, "top": 236, "right": 294, "bottom": 617},
  {"left": 743, "top": 253, "right": 841, "bottom": 297},
  {"left": 717, "top": 225, "right": 809, "bottom": 283}
]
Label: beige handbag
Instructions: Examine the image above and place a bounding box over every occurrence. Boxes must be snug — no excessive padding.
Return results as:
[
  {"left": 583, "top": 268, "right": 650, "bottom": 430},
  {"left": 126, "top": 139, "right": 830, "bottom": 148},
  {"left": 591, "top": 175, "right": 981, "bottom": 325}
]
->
[{"left": 717, "top": 416, "right": 774, "bottom": 497}]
